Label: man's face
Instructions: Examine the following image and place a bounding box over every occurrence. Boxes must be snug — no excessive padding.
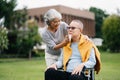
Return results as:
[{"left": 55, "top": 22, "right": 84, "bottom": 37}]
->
[{"left": 67, "top": 21, "right": 81, "bottom": 38}]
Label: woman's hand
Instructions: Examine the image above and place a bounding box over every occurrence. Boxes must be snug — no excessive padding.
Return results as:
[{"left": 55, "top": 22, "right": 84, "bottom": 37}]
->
[
  {"left": 62, "top": 35, "right": 70, "bottom": 45},
  {"left": 84, "top": 35, "right": 93, "bottom": 42},
  {"left": 53, "top": 35, "right": 69, "bottom": 50},
  {"left": 46, "top": 64, "right": 57, "bottom": 71}
]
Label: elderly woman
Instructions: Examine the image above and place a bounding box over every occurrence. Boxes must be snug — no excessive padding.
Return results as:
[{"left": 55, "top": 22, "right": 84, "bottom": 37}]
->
[{"left": 40, "top": 9, "right": 69, "bottom": 67}]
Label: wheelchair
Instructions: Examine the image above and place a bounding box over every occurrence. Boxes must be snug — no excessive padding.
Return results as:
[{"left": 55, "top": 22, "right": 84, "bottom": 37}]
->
[
  {"left": 84, "top": 68, "right": 95, "bottom": 80},
  {"left": 58, "top": 67, "right": 95, "bottom": 80}
]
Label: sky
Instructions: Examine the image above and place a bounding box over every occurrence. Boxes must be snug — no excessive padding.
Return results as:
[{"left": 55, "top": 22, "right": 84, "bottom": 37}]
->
[{"left": 15, "top": 0, "right": 120, "bottom": 14}]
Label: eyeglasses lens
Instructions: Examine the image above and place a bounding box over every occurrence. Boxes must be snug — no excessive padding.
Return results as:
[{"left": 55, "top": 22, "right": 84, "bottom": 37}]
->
[{"left": 67, "top": 27, "right": 76, "bottom": 30}]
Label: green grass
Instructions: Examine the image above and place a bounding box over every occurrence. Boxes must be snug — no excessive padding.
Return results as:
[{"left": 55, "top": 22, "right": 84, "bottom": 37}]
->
[
  {"left": 96, "top": 51, "right": 120, "bottom": 80},
  {"left": 0, "top": 51, "right": 120, "bottom": 80},
  {"left": 0, "top": 58, "right": 46, "bottom": 80}
]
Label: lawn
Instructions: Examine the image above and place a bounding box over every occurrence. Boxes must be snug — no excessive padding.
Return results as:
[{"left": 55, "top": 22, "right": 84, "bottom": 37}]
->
[
  {"left": 0, "top": 51, "right": 120, "bottom": 80},
  {"left": 0, "top": 57, "right": 46, "bottom": 80},
  {"left": 96, "top": 51, "right": 120, "bottom": 80}
]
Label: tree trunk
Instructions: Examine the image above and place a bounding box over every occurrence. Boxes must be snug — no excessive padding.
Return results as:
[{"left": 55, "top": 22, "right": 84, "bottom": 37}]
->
[{"left": 29, "top": 50, "right": 32, "bottom": 60}]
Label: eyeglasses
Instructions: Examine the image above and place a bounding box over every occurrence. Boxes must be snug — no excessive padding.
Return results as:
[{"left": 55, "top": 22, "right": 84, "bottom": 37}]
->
[{"left": 67, "top": 26, "right": 80, "bottom": 30}]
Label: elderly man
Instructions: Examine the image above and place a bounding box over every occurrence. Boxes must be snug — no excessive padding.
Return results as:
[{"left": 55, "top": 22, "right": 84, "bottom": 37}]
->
[{"left": 45, "top": 20, "right": 101, "bottom": 80}]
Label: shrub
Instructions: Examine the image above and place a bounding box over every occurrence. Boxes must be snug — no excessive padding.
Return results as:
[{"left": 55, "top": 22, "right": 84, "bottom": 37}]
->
[
  {"left": 102, "top": 14, "right": 120, "bottom": 52},
  {"left": 0, "top": 27, "right": 8, "bottom": 53}
]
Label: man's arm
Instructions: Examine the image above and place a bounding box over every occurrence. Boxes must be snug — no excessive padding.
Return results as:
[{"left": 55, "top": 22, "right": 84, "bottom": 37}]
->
[{"left": 84, "top": 48, "right": 96, "bottom": 68}]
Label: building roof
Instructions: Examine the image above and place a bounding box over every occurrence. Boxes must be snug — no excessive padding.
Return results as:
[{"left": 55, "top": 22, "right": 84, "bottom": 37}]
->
[{"left": 27, "top": 5, "right": 95, "bottom": 20}]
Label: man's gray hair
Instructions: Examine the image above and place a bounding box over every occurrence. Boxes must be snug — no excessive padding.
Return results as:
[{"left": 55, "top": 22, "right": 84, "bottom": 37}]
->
[
  {"left": 44, "top": 9, "right": 62, "bottom": 22},
  {"left": 72, "top": 20, "right": 84, "bottom": 30}
]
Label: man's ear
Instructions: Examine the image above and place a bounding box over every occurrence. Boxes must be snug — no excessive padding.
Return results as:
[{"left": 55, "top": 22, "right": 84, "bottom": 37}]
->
[{"left": 80, "top": 29, "right": 82, "bottom": 32}]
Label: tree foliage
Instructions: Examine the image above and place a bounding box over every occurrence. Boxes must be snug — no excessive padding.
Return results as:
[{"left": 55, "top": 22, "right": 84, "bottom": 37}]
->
[
  {"left": 0, "top": 0, "right": 42, "bottom": 58},
  {"left": 102, "top": 15, "right": 120, "bottom": 52},
  {"left": 0, "top": 0, "right": 17, "bottom": 29},
  {"left": 89, "top": 7, "right": 109, "bottom": 38},
  {"left": 16, "top": 25, "right": 42, "bottom": 57}
]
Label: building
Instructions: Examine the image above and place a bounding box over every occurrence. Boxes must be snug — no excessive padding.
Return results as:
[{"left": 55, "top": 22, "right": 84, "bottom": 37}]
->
[{"left": 27, "top": 5, "right": 95, "bottom": 37}]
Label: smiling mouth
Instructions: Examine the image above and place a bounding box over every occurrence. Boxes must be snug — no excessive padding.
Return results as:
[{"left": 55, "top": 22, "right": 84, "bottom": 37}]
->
[{"left": 55, "top": 25, "right": 58, "bottom": 29}]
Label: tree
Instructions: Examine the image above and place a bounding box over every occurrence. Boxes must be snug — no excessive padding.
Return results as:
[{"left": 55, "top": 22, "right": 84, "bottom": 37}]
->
[
  {"left": 0, "top": 0, "right": 17, "bottom": 29},
  {"left": 4, "top": 6, "right": 29, "bottom": 56},
  {"left": 16, "top": 24, "right": 42, "bottom": 59},
  {"left": 102, "top": 15, "right": 120, "bottom": 52},
  {"left": 89, "top": 7, "right": 109, "bottom": 38},
  {"left": 1, "top": 0, "right": 42, "bottom": 58}
]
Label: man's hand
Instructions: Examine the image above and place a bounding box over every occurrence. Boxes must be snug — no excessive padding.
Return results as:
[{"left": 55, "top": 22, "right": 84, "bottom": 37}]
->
[{"left": 72, "top": 63, "right": 84, "bottom": 75}]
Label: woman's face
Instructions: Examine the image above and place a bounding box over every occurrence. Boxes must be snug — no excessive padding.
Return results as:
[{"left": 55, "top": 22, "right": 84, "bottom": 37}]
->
[{"left": 50, "top": 18, "right": 61, "bottom": 30}]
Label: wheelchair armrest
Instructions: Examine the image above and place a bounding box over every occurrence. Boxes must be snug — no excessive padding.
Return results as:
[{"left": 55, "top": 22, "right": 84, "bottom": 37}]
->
[{"left": 57, "top": 67, "right": 64, "bottom": 71}]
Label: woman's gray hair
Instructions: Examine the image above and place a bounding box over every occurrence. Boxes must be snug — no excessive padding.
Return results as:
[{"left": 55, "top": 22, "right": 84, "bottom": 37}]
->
[{"left": 44, "top": 9, "right": 62, "bottom": 22}]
